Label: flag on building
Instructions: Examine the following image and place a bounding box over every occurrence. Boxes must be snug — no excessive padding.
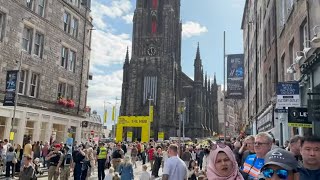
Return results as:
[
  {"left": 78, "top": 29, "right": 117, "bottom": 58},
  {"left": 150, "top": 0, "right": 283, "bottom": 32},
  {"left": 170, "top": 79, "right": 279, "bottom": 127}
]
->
[
  {"left": 149, "top": 105, "right": 154, "bottom": 122},
  {"left": 112, "top": 106, "right": 115, "bottom": 121},
  {"left": 103, "top": 110, "right": 107, "bottom": 123}
]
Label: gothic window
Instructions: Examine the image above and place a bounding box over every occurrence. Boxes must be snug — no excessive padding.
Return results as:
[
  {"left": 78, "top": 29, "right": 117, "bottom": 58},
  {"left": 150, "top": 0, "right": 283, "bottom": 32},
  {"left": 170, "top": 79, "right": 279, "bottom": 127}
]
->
[{"left": 143, "top": 76, "right": 157, "bottom": 105}]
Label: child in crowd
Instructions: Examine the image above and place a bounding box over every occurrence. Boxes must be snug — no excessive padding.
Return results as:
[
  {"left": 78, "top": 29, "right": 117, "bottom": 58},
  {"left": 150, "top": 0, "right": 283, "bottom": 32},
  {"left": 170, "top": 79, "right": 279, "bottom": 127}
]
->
[
  {"left": 140, "top": 164, "right": 151, "bottom": 180},
  {"left": 104, "top": 167, "right": 115, "bottom": 180}
]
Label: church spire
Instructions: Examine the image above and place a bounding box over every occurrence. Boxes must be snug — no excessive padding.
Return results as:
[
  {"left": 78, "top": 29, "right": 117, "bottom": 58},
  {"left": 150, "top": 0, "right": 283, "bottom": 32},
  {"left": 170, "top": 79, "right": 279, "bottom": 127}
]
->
[
  {"left": 194, "top": 42, "right": 202, "bottom": 82},
  {"left": 125, "top": 46, "right": 129, "bottom": 64},
  {"left": 204, "top": 72, "right": 207, "bottom": 88},
  {"left": 214, "top": 73, "right": 217, "bottom": 85},
  {"left": 208, "top": 77, "right": 211, "bottom": 92},
  {"left": 196, "top": 42, "right": 201, "bottom": 60}
]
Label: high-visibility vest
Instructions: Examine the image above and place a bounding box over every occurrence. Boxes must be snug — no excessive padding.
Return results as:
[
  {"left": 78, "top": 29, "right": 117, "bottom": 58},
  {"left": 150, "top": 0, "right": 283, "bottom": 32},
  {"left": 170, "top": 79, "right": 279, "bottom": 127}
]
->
[{"left": 98, "top": 147, "right": 107, "bottom": 159}]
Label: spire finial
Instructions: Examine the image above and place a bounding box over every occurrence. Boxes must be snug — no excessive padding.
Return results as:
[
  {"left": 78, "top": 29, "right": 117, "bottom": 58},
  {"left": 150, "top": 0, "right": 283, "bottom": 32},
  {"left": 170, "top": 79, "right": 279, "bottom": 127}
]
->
[
  {"left": 196, "top": 42, "right": 201, "bottom": 60},
  {"left": 125, "top": 46, "right": 129, "bottom": 63}
]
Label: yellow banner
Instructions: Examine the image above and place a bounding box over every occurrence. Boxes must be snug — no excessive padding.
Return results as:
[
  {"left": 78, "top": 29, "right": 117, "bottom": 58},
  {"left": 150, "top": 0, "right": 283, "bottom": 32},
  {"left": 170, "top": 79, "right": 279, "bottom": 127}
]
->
[
  {"left": 149, "top": 105, "right": 154, "bottom": 122},
  {"left": 104, "top": 110, "right": 107, "bottom": 123},
  {"left": 117, "top": 116, "right": 150, "bottom": 126},
  {"left": 288, "top": 123, "right": 312, "bottom": 128},
  {"left": 158, "top": 132, "right": 164, "bottom": 141},
  {"left": 9, "top": 132, "right": 14, "bottom": 141},
  {"left": 112, "top": 106, "right": 115, "bottom": 121},
  {"left": 127, "top": 131, "right": 133, "bottom": 138}
]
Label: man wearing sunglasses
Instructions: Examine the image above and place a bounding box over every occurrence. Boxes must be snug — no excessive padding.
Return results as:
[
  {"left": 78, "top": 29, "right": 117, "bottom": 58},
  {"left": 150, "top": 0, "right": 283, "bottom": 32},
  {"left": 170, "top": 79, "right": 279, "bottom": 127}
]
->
[
  {"left": 241, "top": 132, "right": 272, "bottom": 180},
  {"left": 299, "top": 136, "right": 320, "bottom": 180},
  {"left": 260, "top": 148, "right": 299, "bottom": 180}
]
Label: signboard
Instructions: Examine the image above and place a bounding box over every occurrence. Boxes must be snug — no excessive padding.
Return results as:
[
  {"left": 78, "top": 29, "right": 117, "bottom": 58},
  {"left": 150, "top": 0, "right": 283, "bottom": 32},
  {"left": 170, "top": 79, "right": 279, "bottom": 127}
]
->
[
  {"left": 226, "top": 54, "right": 244, "bottom": 99},
  {"left": 3, "top": 70, "right": 19, "bottom": 106},
  {"left": 158, "top": 132, "right": 164, "bottom": 141},
  {"left": 127, "top": 131, "right": 133, "bottom": 142},
  {"left": 82, "top": 121, "right": 88, "bottom": 128},
  {"left": 9, "top": 132, "right": 15, "bottom": 141},
  {"left": 276, "top": 82, "right": 300, "bottom": 108},
  {"left": 257, "top": 110, "right": 274, "bottom": 133},
  {"left": 308, "top": 99, "right": 320, "bottom": 122},
  {"left": 288, "top": 107, "right": 312, "bottom": 128},
  {"left": 117, "top": 116, "right": 150, "bottom": 126}
]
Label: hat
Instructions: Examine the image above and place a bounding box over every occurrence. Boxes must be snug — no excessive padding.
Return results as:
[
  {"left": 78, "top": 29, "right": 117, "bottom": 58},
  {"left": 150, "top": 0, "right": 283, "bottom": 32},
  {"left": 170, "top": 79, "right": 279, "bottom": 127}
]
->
[
  {"left": 262, "top": 148, "right": 298, "bottom": 171},
  {"left": 54, "top": 144, "right": 61, "bottom": 148}
]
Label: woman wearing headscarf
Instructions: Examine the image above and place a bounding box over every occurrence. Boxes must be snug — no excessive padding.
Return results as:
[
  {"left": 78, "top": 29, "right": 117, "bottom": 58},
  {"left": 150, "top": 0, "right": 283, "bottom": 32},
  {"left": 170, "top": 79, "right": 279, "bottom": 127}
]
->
[{"left": 206, "top": 143, "right": 244, "bottom": 180}]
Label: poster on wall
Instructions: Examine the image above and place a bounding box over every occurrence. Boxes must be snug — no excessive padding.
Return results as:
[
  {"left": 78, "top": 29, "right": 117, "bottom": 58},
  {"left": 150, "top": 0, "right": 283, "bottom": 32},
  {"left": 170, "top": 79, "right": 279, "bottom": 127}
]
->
[
  {"left": 276, "top": 82, "right": 300, "bottom": 108},
  {"left": 226, "top": 54, "right": 244, "bottom": 99},
  {"left": 3, "top": 70, "right": 19, "bottom": 106},
  {"left": 288, "top": 107, "right": 312, "bottom": 128}
]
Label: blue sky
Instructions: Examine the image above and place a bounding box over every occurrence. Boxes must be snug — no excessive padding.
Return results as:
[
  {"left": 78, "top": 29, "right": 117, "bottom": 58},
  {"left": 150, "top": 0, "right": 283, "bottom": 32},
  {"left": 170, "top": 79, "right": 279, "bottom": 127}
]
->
[{"left": 88, "top": 0, "right": 245, "bottom": 128}]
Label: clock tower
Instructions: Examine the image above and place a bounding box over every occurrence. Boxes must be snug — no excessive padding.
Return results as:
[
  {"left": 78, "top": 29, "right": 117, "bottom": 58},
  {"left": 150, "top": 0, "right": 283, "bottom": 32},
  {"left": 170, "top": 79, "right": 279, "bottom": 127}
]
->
[{"left": 120, "top": 0, "right": 182, "bottom": 139}]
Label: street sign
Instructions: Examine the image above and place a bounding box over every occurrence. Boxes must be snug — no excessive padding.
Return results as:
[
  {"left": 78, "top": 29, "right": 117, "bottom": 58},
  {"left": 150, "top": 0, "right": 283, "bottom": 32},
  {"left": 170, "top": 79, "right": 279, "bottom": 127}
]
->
[
  {"left": 82, "top": 121, "right": 88, "bottom": 127},
  {"left": 276, "top": 82, "right": 300, "bottom": 108},
  {"left": 288, "top": 107, "right": 312, "bottom": 128}
]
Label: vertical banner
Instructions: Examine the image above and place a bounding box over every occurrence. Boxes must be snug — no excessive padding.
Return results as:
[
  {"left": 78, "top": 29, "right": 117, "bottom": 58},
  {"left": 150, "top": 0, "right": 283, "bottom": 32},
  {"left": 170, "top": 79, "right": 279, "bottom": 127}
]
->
[
  {"left": 3, "top": 70, "right": 19, "bottom": 106},
  {"left": 158, "top": 132, "right": 164, "bottom": 142},
  {"left": 127, "top": 131, "right": 133, "bottom": 142},
  {"left": 226, "top": 54, "right": 244, "bottom": 99},
  {"left": 112, "top": 106, "right": 115, "bottom": 121},
  {"left": 103, "top": 110, "right": 107, "bottom": 123},
  {"left": 149, "top": 105, "right": 154, "bottom": 122}
]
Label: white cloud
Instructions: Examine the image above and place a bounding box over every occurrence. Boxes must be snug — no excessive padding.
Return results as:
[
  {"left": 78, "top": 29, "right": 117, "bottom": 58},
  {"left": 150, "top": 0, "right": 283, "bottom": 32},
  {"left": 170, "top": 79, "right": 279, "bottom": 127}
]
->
[
  {"left": 91, "top": 0, "right": 133, "bottom": 29},
  {"left": 122, "top": 13, "right": 134, "bottom": 24},
  {"left": 90, "top": 29, "right": 131, "bottom": 67},
  {"left": 182, "top": 21, "right": 208, "bottom": 38}
]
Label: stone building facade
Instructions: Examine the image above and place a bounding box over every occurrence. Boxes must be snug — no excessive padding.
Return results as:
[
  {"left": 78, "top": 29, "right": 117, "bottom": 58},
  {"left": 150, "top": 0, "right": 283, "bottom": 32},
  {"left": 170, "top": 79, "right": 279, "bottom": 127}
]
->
[
  {"left": 0, "top": 0, "right": 93, "bottom": 145},
  {"left": 120, "top": 0, "right": 218, "bottom": 140},
  {"left": 241, "top": 0, "right": 320, "bottom": 144}
]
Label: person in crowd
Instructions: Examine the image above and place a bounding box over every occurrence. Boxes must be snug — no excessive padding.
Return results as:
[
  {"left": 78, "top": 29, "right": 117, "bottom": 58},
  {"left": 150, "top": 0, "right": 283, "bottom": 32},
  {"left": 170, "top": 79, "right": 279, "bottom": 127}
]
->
[
  {"left": 41, "top": 141, "right": 50, "bottom": 168},
  {"left": 238, "top": 135, "right": 255, "bottom": 166},
  {"left": 260, "top": 148, "right": 299, "bottom": 180},
  {"left": 97, "top": 142, "right": 107, "bottom": 180},
  {"left": 5, "top": 146, "right": 16, "bottom": 178},
  {"left": 72, "top": 144, "right": 86, "bottom": 180},
  {"left": 57, "top": 145, "right": 72, "bottom": 180},
  {"left": 148, "top": 145, "right": 155, "bottom": 170},
  {"left": 284, "top": 140, "right": 290, "bottom": 150},
  {"left": 182, "top": 147, "right": 192, "bottom": 166},
  {"left": 190, "top": 147, "right": 197, "bottom": 161},
  {"left": 121, "top": 142, "right": 127, "bottom": 155},
  {"left": 33, "top": 141, "right": 41, "bottom": 159},
  {"left": 299, "top": 135, "right": 320, "bottom": 180},
  {"left": 86, "top": 144, "right": 95, "bottom": 178},
  {"left": 140, "top": 164, "right": 151, "bottom": 180},
  {"left": 202, "top": 148, "right": 210, "bottom": 172},
  {"left": 118, "top": 155, "right": 134, "bottom": 180},
  {"left": 81, "top": 146, "right": 91, "bottom": 180},
  {"left": 141, "top": 145, "right": 147, "bottom": 165},
  {"left": 162, "top": 146, "right": 168, "bottom": 170},
  {"left": 106, "top": 145, "right": 112, "bottom": 169},
  {"left": 162, "top": 144, "right": 187, "bottom": 180},
  {"left": 131, "top": 144, "right": 138, "bottom": 168},
  {"left": 15, "top": 144, "right": 23, "bottom": 173},
  {"left": 197, "top": 147, "right": 205, "bottom": 170},
  {"left": 206, "top": 143, "right": 244, "bottom": 180},
  {"left": 241, "top": 132, "right": 272, "bottom": 180},
  {"left": 152, "top": 147, "right": 163, "bottom": 178},
  {"left": 2, "top": 139, "right": 10, "bottom": 172},
  {"left": 112, "top": 143, "right": 124, "bottom": 172},
  {"left": 187, "top": 160, "right": 199, "bottom": 180},
  {"left": 268, "top": 133, "right": 278, "bottom": 150},
  {"left": 23, "top": 140, "right": 33, "bottom": 158},
  {"left": 233, "top": 140, "right": 242, "bottom": 166},
  {"left": 33, "top": 158, "right": 44, "bottom": 176},
  {"left": 289, "top": 135, "right": 303, "bottom": 162},
  {"left": 104, "top": 167, "right": 116, "bottom": 180},
  {"left": 19, "top": 155, "right": 35, "bottom": 180},
  {"left": 46, "top": 144, "right": 63, "bottom": 180}
]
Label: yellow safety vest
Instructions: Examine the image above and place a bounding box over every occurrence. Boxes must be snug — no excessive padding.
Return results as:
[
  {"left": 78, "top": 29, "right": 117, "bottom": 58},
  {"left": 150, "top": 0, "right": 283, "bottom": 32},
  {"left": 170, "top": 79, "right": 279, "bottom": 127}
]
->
[{"left": 97, "top": 147, "right": 107, "bottom": 159}]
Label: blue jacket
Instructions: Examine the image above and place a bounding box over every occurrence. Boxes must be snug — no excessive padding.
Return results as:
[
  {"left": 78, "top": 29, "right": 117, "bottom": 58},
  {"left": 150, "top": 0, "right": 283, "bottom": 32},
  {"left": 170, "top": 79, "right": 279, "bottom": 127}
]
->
[
  {"left": 298, "top": 167, "right": 320, "bottom": 180},
  {"left": 118, "top": 163, "right": 134, "bottom": 180}
]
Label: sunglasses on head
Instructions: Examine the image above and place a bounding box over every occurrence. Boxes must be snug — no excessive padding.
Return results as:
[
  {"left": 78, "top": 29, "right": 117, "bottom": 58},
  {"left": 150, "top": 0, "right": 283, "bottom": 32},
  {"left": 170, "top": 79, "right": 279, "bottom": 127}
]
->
[
  {"left": 211, "top": 143, "right": 227, "bottom": 150},
  {"left": 262, "top": 168, "right": 289, "bottom": 179}
]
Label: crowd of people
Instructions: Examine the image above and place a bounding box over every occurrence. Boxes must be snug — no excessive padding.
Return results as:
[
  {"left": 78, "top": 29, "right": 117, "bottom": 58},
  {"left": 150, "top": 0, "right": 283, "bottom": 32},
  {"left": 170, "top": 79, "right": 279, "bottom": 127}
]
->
[{"left": 0, "top": 133, "right": 319, "bottom": 180}]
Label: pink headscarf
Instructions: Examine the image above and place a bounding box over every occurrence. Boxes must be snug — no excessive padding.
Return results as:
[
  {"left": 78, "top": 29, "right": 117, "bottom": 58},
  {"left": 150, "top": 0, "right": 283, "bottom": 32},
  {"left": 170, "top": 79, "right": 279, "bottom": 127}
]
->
[{"left": 206, "top": 145, "right": 244, "bottom": 180}]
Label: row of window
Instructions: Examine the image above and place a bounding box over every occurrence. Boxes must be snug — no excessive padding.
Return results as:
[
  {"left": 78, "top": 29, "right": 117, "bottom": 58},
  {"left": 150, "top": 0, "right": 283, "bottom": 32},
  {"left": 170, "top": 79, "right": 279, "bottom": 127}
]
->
[
  {"left": 22, "top": 26, "right": 77, "bottom": 72},
  {"left": 26, "top": 0, "right": 46, "bottom": 17},
  {"left": 19, "top": 70, "right": 74, "bottom": 100}
]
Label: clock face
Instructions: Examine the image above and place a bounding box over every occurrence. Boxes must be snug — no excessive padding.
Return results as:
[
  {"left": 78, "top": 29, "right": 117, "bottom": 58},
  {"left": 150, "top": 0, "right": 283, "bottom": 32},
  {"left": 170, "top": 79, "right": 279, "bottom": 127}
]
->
[{"left": 147, "top": 46, "right": 156, "bottom": 56}]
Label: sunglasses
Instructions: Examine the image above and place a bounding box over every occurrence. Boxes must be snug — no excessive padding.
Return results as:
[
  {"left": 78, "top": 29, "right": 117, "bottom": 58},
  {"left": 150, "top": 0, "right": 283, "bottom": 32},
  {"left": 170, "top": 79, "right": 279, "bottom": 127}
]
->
[
  {"left": 211, "top": 143, "right": 227, "bottom": 150},
  {"left": 262, "top": 168, "right": 289, "bottom": 179}
]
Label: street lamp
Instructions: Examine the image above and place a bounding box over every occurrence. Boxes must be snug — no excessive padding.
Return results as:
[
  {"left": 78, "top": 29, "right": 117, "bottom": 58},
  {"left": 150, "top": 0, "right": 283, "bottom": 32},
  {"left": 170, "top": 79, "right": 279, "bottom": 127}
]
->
[{"left": 178, "top": 98, "right": 186, "bottom": 152}]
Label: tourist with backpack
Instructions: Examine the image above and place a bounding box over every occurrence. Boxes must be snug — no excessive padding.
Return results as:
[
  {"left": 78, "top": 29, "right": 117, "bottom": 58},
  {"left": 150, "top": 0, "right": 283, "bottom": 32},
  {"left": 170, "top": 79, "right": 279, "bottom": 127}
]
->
[{"left": 57, "top": 145, "right": 73, "bottom": 180}]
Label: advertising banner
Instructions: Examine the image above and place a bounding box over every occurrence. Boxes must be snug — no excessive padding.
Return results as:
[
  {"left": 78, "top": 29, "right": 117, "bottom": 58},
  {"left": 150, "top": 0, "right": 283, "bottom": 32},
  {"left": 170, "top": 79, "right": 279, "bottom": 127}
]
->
[
  {"left": 226, "top": 54, "right": 244, "bottom": 99},
  {"left": 127, "top": 131, "right": 133, "bottom": 142},
  {"left": 158, "top": 132, "right": 164, "bottom": 141},
  {"left": 276, "top": 82, "right": 300, "bottom": 108},
  {"left": 288, "top": 107, "right": 312, "bottom": 128},
  {"left": 308, "top": 99, "right": 320, "bottom": 122},
  {"left": 3, "top": 70, "right": 19, "bottom": 106},
  {"left": 257, "top": 109, "right": 274, "bottom": 133}
]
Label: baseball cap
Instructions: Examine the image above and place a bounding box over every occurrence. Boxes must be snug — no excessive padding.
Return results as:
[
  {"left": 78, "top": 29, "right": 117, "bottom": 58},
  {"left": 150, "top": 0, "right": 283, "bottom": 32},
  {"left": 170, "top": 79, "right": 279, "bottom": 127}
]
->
[
  {"left": 54, "top": 144, "right": 61, "bottom": 148},
  {"left": 262, "top": 148, "right": 298, "bottom": 171}
]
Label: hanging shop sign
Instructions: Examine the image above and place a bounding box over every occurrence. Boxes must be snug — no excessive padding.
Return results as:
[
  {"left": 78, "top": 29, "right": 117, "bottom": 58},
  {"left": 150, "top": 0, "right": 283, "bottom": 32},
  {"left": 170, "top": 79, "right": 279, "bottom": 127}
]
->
[
  {"left": 3, "top": 70, "right": 19, "bottom": 106},
  {"left": 288, "top": 107, "right": 312, "bottom": 128},
  {"left": 308, "top": 99, "right": 320, "bottom": 122},
  {"left": 257, "top": 109, "right": 274, "bottom": 133},
  {"left": 276, "top": 82, "right": 300, "bottom": 108},
  {"left": 226, "top": 54, "right": 244, "bottom": 99}
]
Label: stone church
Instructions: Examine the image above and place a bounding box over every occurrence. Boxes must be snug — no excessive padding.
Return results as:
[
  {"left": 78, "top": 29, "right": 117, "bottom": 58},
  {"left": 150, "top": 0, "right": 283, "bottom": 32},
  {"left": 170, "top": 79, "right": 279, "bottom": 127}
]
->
[{"left": 120, "top": 0, "right": 219, "bottom": 140}]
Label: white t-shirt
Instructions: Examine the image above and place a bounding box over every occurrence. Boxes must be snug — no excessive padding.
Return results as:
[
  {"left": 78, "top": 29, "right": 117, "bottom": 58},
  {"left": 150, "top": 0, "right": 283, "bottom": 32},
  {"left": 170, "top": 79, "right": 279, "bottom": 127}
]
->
[
  {"left": 139, "top": 171, "right": 151, "bottom": 180},
  {"left": 163, "top": 156, "right": 187, "bottom": 180}
]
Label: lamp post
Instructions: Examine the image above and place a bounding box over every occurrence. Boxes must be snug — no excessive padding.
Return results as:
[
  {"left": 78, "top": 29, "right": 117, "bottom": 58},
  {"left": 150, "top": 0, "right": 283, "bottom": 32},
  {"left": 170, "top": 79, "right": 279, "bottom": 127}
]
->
[{"left": 178, "top": 98, "right": 185, "bottom": 152}]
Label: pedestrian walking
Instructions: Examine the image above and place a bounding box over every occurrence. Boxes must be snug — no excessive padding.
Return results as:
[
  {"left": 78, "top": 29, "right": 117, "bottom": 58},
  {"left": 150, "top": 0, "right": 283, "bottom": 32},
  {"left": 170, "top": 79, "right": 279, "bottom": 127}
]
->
[
  {"left": 5, "top": 146, "right": 16, "bottom": 178},
  {"left": 140, "top": 164, "right": 151, "bottom": 180},
  {"left": 57, "top": 145, "right": 72, "bottom": 180},
  {"left": 46, "top": 144, "right": 63, "bottom": 180},
  {"left": 131, "top": 144, "right": 138, "bottom": 168},
  {"left": 111, "top": 143, "right": 124, "bottom": 172},
  {"left": 207, "top": 143, "right": 244, "bottom": 180},
  {"left": 19, "top": 155, "right": 35, "bottom": 180},
  {"left": 147, "top": 145, "right": 155, "bottom": 170},
  {"left": 118, "top": 155, "right": 134, "bottom": 180},
  {"left": 162, "top": 144, "right": 187, "bottom": 180},
  {"left": 152, "top": 147, "right": 162, "bottom": 177},
  {"left": 15, "top": 144, "right": 23, "bottom": 173},
  {"left": 72, "top": 144, "right": 86, "bottom": 180},
  {"left": 97, "top": 142, "right": 107, "bottom": 180}
]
